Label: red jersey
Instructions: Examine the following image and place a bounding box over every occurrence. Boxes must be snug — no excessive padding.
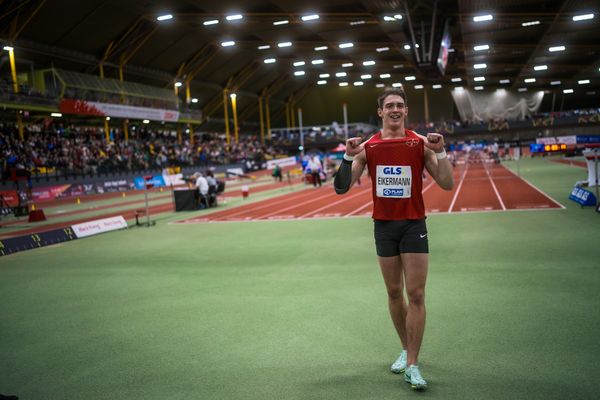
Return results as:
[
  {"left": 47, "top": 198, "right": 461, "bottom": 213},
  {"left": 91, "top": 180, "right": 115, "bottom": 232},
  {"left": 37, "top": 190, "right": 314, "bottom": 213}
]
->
[{"left": 364, "top": 129, "right": 425, "bottom": 220}]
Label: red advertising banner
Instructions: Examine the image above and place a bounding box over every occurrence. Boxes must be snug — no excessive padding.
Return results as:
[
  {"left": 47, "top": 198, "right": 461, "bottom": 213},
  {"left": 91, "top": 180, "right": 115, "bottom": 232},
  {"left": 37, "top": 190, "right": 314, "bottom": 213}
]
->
[
  {"left": 60, "top": 99, "right": 179, "bottom": 122},
  {"left": 0, "top": 190, "right": 20, "bottom": 207}
]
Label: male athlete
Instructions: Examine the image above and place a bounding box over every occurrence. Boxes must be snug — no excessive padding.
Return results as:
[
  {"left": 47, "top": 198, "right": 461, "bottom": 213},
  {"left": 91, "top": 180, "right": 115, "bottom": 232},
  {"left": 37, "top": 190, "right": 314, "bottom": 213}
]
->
[{"left": 334, "top": 89, "right": 454, "bottom": 390}]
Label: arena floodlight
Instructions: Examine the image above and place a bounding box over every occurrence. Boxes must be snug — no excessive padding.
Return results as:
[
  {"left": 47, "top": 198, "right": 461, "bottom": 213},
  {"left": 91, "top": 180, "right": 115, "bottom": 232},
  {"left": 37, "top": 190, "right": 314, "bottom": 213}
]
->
[
  {"left": 522, "top": 20, "right": 540, "bottom": 27},
  {"left": 549, "top": 45, "right": 565, "bottom": 52},
  {"left": 363, "top": 60, "right": 376, "bottom": 66},
  {"left": 414, "top": 85, "right": 423, "bottom": 89},
  {"left": 342, "top": 63, "right": 353, "bottom": 67},
  {"left": 226, "top": 14, "right": 243, "bottom": 21},
  {"left": 278, "top": 42, "right": 292, "bottom": 48},
  {"left": 264, "top": 58, "right": 276, "bottom": 64},
  {"left": 380, "top": 74, "right": 391, "bottom": 79},
  {"left": 317, "top": 80, "right": 327, "bottom": 85},
  {"left": 473, "top": 44, "right": 489, "bottom": 51},
  {"left": 451, "top": 77, "right": 462, "bottom": 82},
  {"left": 3, "top": 46, "right": 14, "bottom": 51},
  {"left": 191, "top": 98, "right": 198, "bottom": 103},
  {"left": 473, "top": 14, "right": 493, "bottom": 22},
  {"left": 474, "top": 86, "right": 484, "bottom": 91},
  {"left": 376, "top": 47, "right": 390, "bottom": 52},
  {"left": 563, "top": 89, "right": 573, "bottom": 93},
  {"left": 518, "top": 88, "right": 527, "bottom": 92},
  {"left": 361, "top": 74, "right": 372, "bottom": 79},
  {"left": 376, "top": 83, "right": 385, "bottom": 88},
  {"left": 403, "top": 44, "right": 411, "bottom": 50},
  {"left": 273, "top": 20, "right": 289, "bottom": 25},
  {"left": 258, "top": 45, "right": 270, "bottom": 50},
  {"left": 203, "top": 20, "right": 219, "bottom": 26},
  {"left": 350, "top": 20, "right": 365, "bottom": 26},
  {"left": 550, "top": 81, "right": 561, "bottom": 85},
  {"left": 474, "top": 63, "right": 487, "bottom": 69},
  {"left": 314, "top": 46, "right": 328, "bottom": 51},
  {"left": 578, "top": 79, "right": 590, "bottom": 85},
  {"left": 51, "top": 112, "right": 62, "bottom": 117},
  {"left": 432, "top": 84, "right": 442, "bottom": 89},
  {"left": 311, "top": 59, "right": 324, "bottom": 65},
  {"left": 405, "top": 76, "right": 416, "bottom": 81},
  {"left": 319, "top": 73, "right": 330, "bottom": 78},
  {"left": 500, "top": 79, "right": 510, "bottom": 84},
  {"left": 294, "top": 71, "right": 305, "bottom": 76},
  {"left": 175, "top": 82, "right": 183, "bottom": 87},
  {"left": 221, "top": 41, "right": 235, "bottom": 47},
  {"left": 353, "top": 81, "right": 364, "bottom": 86},
  {"left": 293, "top": 61, "right": 305, "bottom": 67},
  {"left": 156, "top": 14, "right": 173, "bottom": 21},
  {"left": 573, "top": 13, "right": 594, "bottom": 22},
  {"left": 524, "top": 78, "right": 536, "bottom": 83},
  {"left": 302, "top": 14, "right": 319, "bottom": 22},
  {"left": 335, "top": 72, "right": 347, "bottom": 77},
  {"left": 339, "top": 82, "right": 348, "bottom": 86},
  {"left": 474, "top": 76, "right": 485, "bottom": 82},
  {"left": 143, "top": 119, "right": 150, "bottom": 124},
  {"left": 534, "top": 65, "right": 548, "bottom": 71},
  {"left": 339, "top": 42, "right": 354, "bottom": 49}
]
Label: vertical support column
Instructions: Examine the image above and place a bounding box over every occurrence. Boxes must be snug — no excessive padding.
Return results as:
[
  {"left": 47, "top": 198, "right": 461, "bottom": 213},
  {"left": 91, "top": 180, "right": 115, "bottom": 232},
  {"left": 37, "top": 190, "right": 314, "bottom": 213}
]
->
[
  {"left": 423, "top": 87, "right": 430, "bottom": 124},
  {"left": 343, "top": 103, "right": 349, "bottom": 141},
  {"left": 123, "top": 120, "right": 129, "bottom": 142},
  {"left": 177, "top": 124, "right": 182, "bottom": 145},
  {"left": 99, "top": 63, "right": 105, "bottom": 79},
  {"left": 290, "top": 103, "right": 296, "bottom": 129},
  {"left": 16, "top": 112, "right": 24, "bottom": 141},
  {"left": 258, "top": 96, "right": 265, "bottom": 145},
  {"left": 223, "top": 89, "right": 230, "bottom": 145},
  {"left": 298, "top": 108, "right": 304, "bottom": 158},
  {"left": 185, "top": 81, "right": 191, "bottom": 105},
  {"left": 265, "top": 96, "right": 272, "bottom": 141},
  {"left": 230, "top": 93, "right": 239, "bottom": 144},
  {"left": 5, "top": 46, "right": 19, "bottom": 93},
  {"left": 189, "top": 124, "right": 194, "bottom": 146},
  {"left": 104, "top": 117, "right": 110, "bottom": 142}
]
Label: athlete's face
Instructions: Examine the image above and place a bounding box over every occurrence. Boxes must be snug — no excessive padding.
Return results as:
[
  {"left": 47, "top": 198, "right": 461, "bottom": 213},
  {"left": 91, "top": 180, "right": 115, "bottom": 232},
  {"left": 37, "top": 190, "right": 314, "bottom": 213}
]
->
[{"left": 378, "top": 94, "right": 408, "bottom": 127}]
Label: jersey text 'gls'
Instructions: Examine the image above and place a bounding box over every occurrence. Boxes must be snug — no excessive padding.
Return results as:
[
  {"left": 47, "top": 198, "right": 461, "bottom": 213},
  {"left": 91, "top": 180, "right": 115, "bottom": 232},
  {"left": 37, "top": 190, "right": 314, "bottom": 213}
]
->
[{"left": 365, "top": 130, "right": 425, "bottom": 220}]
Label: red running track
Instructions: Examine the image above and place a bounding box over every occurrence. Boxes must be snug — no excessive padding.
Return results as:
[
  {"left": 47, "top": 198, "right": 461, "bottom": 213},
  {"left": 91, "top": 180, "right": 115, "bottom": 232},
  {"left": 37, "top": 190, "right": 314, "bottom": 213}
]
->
[{"left": 178, "top": 163, "right": 564, "bottom": 224}]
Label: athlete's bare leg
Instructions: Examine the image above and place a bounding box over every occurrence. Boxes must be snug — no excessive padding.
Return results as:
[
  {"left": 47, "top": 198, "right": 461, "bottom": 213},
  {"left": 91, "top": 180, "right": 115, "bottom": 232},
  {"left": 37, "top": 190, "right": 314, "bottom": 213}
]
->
[
  {"left": 401, "top": 253, "right": 428, "bottom": 366},
  {"left": 378, "top": 256, "right": 408, "bottom": 348}
]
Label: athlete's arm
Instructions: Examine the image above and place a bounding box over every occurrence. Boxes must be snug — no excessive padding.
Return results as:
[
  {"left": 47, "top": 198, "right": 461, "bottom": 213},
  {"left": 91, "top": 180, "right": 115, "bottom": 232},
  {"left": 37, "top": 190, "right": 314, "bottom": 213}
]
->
[
  {"left": 421, "top": 133, "right": 454, "bottom": 191},
  {"left": 334, "top": 137, "right": 367, "bottom": 194}
]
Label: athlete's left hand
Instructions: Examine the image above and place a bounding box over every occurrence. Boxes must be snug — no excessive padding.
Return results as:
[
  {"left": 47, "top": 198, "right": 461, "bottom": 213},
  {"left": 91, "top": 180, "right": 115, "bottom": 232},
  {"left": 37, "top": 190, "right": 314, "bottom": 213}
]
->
[{"left": 425, "top": 133, "right": 445, "bottom": 153}]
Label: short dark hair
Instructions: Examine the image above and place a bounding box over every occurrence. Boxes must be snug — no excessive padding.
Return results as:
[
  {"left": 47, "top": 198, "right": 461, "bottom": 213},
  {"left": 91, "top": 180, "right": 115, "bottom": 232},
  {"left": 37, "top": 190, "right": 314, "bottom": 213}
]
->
[{"left": 377, "top": 89, "right": 407, "bottom": 109}]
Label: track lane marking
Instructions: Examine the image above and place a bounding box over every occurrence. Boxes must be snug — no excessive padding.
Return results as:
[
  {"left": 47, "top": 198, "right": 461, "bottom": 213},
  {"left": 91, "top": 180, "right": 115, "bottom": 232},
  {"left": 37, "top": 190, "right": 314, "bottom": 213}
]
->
[{"left": 447, "top": 163, "right": 469, "bottom": 213}]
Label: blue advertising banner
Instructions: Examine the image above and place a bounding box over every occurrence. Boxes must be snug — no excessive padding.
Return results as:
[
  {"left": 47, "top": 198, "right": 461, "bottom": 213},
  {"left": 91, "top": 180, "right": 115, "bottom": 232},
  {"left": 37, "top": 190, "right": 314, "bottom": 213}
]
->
[
  {"left": 133, "top": 175, "right": 166, "bottom": 190},
  {"left": 569, "top": 186, "right": 597, "bottom": 207}
]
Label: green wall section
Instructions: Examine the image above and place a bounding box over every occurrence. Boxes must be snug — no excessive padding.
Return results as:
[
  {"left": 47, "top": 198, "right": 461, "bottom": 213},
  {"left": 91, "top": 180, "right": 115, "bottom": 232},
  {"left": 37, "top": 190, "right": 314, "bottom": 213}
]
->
[{"left": 297, "top": 85, "right": 456, "bottom": 127}]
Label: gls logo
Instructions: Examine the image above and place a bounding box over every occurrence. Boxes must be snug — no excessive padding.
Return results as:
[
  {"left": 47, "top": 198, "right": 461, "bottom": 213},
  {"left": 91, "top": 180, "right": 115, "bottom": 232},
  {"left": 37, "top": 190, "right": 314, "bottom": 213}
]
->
[{"left": 382, "top": 166, "right": 403, "bottom": 175}]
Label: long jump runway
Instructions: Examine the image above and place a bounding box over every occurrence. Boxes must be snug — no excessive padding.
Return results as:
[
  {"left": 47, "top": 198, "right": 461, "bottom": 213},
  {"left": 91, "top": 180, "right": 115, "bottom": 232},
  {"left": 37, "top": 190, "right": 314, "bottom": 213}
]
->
[{"left": 178, "top": 163, "right": 564, "bottom": 224}]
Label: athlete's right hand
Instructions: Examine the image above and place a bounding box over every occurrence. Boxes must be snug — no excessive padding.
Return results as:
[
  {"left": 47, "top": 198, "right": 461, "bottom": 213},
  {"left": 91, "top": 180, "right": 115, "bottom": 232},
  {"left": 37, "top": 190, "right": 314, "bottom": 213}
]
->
[{"left": 345, "top": 136, "right": 365, "bottom": 157}]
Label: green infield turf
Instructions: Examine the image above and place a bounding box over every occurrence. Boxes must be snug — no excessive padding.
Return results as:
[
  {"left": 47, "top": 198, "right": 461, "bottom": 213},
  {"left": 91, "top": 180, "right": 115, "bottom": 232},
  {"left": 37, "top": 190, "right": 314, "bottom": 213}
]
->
[{"left": 1, "top": 156, "right": 598, "bottom": 399}]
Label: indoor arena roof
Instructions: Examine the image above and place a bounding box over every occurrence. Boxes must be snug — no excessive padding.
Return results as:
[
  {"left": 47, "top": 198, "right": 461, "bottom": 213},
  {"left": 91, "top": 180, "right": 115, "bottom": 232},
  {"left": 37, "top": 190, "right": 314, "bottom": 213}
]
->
[{"left": 1, "top": 0, "right": 599, "bottom": 112}]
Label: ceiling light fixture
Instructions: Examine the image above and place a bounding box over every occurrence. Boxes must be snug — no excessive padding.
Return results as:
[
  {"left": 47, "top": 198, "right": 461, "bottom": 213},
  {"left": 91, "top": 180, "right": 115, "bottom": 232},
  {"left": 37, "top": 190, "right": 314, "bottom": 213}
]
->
[
  {"left": 203, "top": 20, "right": 219, "bottom": 26},
  {"left": 157, "top": 14, "right": 173, "bottom": 21},
  {"left": 474, "top": 63, "right": 487, "bottom": 69},
  {"left": 221, "top": 41, "right": 235, "bottom": 47},
  {"left": 473, "top": 44, "right": 489, "bottom": 51},
  {"left": 522, "top": 20, "right": 540, "bottom": 26},
  {"left": 405, "top": 76, "right": 416, "bottom": 81},
  {"left": 339, "top": 42, "right": 354, "bottom": 49},
  {"left": 380, "top": 74, "right": 391, "bottom": 79},
  {"left": 573, "top": 13, "right": 594, "bottom": 21},
  {"left": 549, "top": 45, "right": 565, "bottom": 52},
  {"left": 302, "top": 14, "right": 319, "bottom": 21},
  {"left": 314, "top": 46, "right": 328, "bottom": 51},
  {"left": 563, "top": 89, "right": 573, "bottom": 93},
  {"left": 264, "top": 58, "right": 276, "bottom": 64},
  {"left": 278, "top": 42, "right": 292, "bottom": 48},
  {"left": 226, "top": 14, "right": 243, "bottom": 21},
  {"left": 473, "top": 14, "right": 493, "bottom": 22},
  {"left": 363, "top": 60, "right": 375, "bottom": 66},
  {"left": 534, "top": 65, "right": 548, "bottom": 71},
  {"left": 273, "top": 20, "right": 289, "bottom": 25}
]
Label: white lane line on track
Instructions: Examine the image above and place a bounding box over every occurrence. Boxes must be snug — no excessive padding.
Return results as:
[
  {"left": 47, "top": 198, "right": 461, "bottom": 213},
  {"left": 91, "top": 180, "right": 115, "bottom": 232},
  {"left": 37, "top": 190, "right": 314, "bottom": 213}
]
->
[
  {"left": 217, "top": 186, "right": 325, "bottom": 218},
  {"left": 256, "top": 187, "right": 344, "bottom": 219},
  {"left": 447, "top": 163, "right": 469, "bottom": 213},
  {"left": 499, "top": 164, "right": 566, "bottom": 209},
  {"left": 300, "top": 187, "right": 370, "bottom": 218},
  {"left": 485, "top": 165, "right": 507, "bottom": 211}
]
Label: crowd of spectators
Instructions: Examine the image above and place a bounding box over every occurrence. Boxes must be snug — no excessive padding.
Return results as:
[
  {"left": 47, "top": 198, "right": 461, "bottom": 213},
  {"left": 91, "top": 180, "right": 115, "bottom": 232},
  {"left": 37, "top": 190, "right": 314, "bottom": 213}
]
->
[{"left": 0, "top": 122, "right": 286, "bottom": 180}]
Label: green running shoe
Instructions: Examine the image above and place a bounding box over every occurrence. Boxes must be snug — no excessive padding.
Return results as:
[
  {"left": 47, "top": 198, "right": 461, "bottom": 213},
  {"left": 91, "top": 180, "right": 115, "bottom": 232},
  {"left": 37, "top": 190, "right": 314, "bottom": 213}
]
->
[
  {"left": 404, "top": 364, "right": 427, "bottom": 390},
  {"left": 390, "top": 350, "right": 407, "bottom": 374}
]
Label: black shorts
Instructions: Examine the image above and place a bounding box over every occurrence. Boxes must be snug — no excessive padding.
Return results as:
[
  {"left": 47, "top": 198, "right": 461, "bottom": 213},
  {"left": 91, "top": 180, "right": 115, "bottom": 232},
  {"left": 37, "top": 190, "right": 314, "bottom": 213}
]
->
[{"left": 373, "top": 219, "right": 429, "bottom": 257}]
